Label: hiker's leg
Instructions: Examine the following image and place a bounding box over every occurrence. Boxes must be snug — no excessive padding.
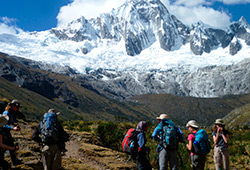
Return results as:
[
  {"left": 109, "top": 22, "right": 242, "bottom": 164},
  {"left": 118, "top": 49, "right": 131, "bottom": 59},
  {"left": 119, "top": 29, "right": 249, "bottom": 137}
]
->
[
  {"left": 192, "top": 154, "right": 206, "bottom": 170},
  {"left": 51, "top": 145, "right": 62, "bottom": 170},
  {"left": 214, "top": 147, "right": 223, "bottom": 170},
  {"left": 222, "top": 148, "right": 230, "bottom": 170},
  {"left": 4, "top": 132, "right": 19, "bottom": 166},
  {"left": 169, "top": 150, "right": 178, "bottom": 170},
  {"left": 158, "top": 149, "right": 168, "bottom": 170},
  {"left": 136, "top": 152, "right": 151, "bottom": 170},
  {"left": 42, "top": 145, "right": 53, "bottom": 170}
]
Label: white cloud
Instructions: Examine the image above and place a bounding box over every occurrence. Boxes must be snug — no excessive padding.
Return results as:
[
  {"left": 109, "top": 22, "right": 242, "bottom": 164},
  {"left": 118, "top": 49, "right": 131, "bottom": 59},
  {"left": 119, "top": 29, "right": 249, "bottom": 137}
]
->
[
  {"left": 217, "top": 0, "right": 250, "bottom": 5},
  {"left": 57, "top": 0, "right": 248, "bottom": 28},
  {"left": 56, "top": 0, "right": 124, "bottom": 26},
  {"left": 0, "top": 17, "right": 23, "bottom": 35},
  {"left": 162, "top": 0, "right": 231, "bottom": 27}
]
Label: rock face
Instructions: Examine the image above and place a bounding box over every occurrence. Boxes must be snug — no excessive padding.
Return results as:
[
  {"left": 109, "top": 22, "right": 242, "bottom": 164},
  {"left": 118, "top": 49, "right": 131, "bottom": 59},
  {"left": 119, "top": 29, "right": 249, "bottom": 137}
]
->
[
  {"left": 72, "top": 58, "right": 250, "bottom": 100},
  {"left": 49, "top": 0, "right": 250, "bottom": 56},
  {"left": 0, "top": 53, "right": 79, "bottom": 107}
]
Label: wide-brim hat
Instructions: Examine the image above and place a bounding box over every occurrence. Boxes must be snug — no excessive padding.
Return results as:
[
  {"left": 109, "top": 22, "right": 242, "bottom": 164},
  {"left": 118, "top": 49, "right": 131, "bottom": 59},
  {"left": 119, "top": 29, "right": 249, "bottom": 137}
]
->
[
  {"left": 9, "top": 99, "right": 21, "bottom": 107},
  {"left": 0, "top": 114, "right": 9, "bottom": 127},
  {"left": 186, "top": 120, "right": 199, "bottom": 128},
  {"left": 156, "top": 114, "right": 169, "bottom": 120},
  {"left": 48, "top": 108, "right": 60, "bottom": 115},
  {"left": 214, "top": 119, "right": 225, "bottom": 125}
]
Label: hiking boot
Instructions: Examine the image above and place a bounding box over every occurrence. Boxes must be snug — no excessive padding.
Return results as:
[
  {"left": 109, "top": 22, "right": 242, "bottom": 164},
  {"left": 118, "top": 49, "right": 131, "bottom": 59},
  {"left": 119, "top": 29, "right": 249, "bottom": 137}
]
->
[
  {"left": 13, "top": 159, "right": 23, "bottom": 166},
  {"left": 61, "top": 148, "right": 68, "bottom": 156}
]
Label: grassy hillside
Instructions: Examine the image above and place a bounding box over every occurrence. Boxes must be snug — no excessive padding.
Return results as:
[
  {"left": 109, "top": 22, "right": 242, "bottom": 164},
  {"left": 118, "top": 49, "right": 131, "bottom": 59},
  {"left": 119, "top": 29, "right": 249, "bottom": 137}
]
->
[
  {"left": 132, "top": 93, "right": 250, "bottom": 126},
  {"left": 223, "top": 102, "right": 250, "bottom": 127}
]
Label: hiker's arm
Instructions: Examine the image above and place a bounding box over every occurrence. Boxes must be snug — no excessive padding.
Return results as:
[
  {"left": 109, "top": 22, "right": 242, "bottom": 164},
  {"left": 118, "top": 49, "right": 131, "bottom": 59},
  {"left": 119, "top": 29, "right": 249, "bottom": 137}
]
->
[
  {"left": 152, "top": 123, "right": 161, "bottom": 141},
  {"left": 177, "top": 128, "right": 185, "bottom": 143},
  {"left": 186, "top": 140, "right": 193, "bottom": 151},
  {"left": 213, "top": 132, "right": 220, "bottom": 144},
  {"left": 0, "top": 134, "right": 17, "bottom": 151},
  {"left": 137, "top": 133, "right": 149, "bottom": 152},
  {"left": 32, "top": 124, "right": 41, "bottom": 143},
  {"left": 2, "top": 111, "right": 14, "bottom": 130},
  {"left": 221, "top": 132, "right": 229, "bottom": 144}
]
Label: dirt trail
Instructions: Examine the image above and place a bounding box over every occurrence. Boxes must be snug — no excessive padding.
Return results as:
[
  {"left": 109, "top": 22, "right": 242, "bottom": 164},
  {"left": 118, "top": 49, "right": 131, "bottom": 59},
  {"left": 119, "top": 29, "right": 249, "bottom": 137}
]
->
[{"left": 9, "top": 121, "right": 134, "bottom": 170}]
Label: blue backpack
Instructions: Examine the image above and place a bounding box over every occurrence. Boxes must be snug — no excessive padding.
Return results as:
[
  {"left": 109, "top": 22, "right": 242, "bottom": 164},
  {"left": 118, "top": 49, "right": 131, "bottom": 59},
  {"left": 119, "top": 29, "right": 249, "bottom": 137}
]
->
[
  {"left": 161, "top": 121, "right": 178, "bottom": 150},
  {"left": 192, "top": 129, "right": 211, "bottom": 155},
  {"left": 40, "top": 112, "right": 60, "bottom": 144}
]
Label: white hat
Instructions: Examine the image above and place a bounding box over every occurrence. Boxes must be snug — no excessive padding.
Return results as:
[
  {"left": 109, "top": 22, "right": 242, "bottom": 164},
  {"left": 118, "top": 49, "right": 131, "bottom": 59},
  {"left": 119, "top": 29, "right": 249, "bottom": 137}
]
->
[
  {"left": 156, "top": 114, "right": 169, "bottom": 120},
  {"left": 186, "top": 120, "right": 199, "bottom": 128},
  {"left": 48, "top": 108, "right": 60, "bottom": 115},
  {"left": 214, "top": 119, "right": 225, "bottom": 125},
  {"left": 0, "top": 114, "right": 9, "bottom": 127}
]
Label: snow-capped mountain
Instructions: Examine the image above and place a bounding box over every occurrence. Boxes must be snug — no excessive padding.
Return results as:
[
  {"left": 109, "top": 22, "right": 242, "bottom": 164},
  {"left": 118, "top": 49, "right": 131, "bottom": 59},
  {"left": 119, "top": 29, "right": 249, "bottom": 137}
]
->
[{"left": 0, "top": 0, "right": 250, "bottom": 99}]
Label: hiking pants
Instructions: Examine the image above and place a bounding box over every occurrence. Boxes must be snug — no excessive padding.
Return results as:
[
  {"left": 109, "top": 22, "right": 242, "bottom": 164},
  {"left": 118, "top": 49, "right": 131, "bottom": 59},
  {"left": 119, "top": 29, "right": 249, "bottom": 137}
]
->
[
  {"left": 214, "top": 146, "right": 230, "bottom": 170},
  {"left": 2, "top": 130, "right": 18, "bottom": 165},
  {"left": 191, "top": 154, "right": 206, "bottom": 170},
  {"left": 136, "top": 151, "right": 152, "bottom": 170},
  {"left": 158, "top": 148, "right": 178, "bottom": 170},
  {"left": 42, "top": 144, "right": 62, "bottom": 170}
]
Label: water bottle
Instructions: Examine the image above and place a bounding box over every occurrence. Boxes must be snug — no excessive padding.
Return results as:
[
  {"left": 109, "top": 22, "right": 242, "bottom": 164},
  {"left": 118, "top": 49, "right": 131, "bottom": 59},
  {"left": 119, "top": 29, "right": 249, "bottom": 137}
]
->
[{"left": 130, "top": 141, "right": 134, "bottom": 148}]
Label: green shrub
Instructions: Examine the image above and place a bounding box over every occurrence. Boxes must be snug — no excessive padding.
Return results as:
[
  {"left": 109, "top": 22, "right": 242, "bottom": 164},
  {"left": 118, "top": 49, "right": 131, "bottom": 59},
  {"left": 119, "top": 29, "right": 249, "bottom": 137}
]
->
[{"left": 95, "top": 121, "right": 123, "bottom": 151}]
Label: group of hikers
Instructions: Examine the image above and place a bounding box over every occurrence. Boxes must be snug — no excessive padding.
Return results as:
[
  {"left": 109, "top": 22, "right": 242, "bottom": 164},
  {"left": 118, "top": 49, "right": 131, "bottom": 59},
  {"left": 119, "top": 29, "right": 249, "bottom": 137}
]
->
[
  {"left": 123, "top": 114, "right": 230, "bottom": 170},
  {"left": 0, "top": 99, "right": 69, "bottom": 170},
  {"left": 0, "top": 98, "right": 230, "bottom": 170}
]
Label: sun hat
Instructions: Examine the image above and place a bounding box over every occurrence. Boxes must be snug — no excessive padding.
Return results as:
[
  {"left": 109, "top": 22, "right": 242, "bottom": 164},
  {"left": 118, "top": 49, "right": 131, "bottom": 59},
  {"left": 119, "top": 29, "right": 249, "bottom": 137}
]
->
[
  {"left": 0, "top": 114, "right": 9, "bottom": 127},
  {"left": 186, "top": 120, "right": 199, "bottom": 128},
  {"left": 9, "top": 99, "right": 21, "bottom": 107},
  {"left": 48, "top": 108, "right": 60, "bottom": 115},
  {"left": 156, "top": 114, "right": 169, "bottom": 120},
  {"left": 214, "top": 119, "right": 225, "bottom": 125}
]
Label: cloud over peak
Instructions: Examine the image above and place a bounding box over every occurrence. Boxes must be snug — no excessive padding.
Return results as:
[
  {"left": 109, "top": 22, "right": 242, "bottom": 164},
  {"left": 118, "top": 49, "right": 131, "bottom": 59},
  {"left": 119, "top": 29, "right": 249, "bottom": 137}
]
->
[{"left": 0, "top": 17, "right": 23, "bottom": 35}]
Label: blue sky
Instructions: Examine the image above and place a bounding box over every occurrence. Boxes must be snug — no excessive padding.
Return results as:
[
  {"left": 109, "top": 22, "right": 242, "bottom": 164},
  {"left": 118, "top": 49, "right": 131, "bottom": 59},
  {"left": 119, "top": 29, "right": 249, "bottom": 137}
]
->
[{"left": 0, "top": 0, "right": 250, "bottom": 34}]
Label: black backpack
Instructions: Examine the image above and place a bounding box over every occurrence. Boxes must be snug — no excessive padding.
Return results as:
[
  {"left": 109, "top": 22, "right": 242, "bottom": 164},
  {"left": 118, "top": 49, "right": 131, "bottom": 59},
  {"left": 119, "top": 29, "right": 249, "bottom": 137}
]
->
[{"left": 40, "top": 113, "right": 60, "bottom": 145}]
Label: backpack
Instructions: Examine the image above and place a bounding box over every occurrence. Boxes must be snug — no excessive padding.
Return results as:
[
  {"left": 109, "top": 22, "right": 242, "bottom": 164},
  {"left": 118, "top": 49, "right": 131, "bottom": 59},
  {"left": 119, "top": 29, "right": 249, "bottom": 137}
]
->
[
  {"left": 122, "top": 128, "right": 138, "bottom": 155},
  {"left": 40, "top": 113, "right": 60, "bottom": 145},
  {"left": 192, "top": 129, "right": 211, "bottom": 155},
  {"left": 161, "top": 121, "right": 178, "bottom": 150}
]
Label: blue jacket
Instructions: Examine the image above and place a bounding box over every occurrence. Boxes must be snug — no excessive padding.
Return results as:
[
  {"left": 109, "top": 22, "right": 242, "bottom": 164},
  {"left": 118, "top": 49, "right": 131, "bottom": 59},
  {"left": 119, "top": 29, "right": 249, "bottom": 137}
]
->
[
  {"left": 152, "top": 118, "right": 184, "bottom": 152},
  {"left": 137, "top": 131, "right": 149, "bottom": 152},
  {"left": 2, "top": 110, "right": 15, "bottom": 130}
]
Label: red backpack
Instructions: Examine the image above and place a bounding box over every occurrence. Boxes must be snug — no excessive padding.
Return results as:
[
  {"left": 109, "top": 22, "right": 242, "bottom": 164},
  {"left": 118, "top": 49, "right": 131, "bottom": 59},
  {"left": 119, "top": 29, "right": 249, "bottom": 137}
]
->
[{"left": 122, "top": 128, "right": 138, "bottom": 155}]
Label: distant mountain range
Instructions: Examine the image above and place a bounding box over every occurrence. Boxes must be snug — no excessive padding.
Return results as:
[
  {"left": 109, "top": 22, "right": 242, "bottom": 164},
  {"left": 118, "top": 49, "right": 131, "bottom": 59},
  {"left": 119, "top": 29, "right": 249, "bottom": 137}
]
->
[{"left": 0, "top": 0, "right": 249, "bottom": 100}]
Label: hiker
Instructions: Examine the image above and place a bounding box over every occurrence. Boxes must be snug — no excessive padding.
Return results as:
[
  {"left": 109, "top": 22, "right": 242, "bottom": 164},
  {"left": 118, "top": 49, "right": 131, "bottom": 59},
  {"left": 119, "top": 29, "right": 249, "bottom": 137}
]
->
[
  {"left": 135, "top": 121, "right": 152, "bottom": 170},
  {"left": 186, "top": 120, "right": 207, "bottom": 170},
  {"left": 1, "top": 99, "right": 22, "bottom": 166},
  {"left": 212, "top": 119, "right": 230, "bottom": 170},
  {"left": 0, "top": 114, "right": 19, "bottom": 170},
  {"left": 32, "top": 108, "right": 69, "bottom": 170},
  {"left": 152, "top": 114, "right": 184, "bottom": 170}
]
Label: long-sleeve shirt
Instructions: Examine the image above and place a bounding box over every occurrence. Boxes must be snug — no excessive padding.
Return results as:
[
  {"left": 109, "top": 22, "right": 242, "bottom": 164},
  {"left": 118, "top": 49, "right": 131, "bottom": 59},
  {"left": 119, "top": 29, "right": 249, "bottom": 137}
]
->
[
  {"left": 2, "top": 111, "right": 16, "bottom": 130},
  {"left": 137, "top": 132, "right": 147, "bottom": 152}
]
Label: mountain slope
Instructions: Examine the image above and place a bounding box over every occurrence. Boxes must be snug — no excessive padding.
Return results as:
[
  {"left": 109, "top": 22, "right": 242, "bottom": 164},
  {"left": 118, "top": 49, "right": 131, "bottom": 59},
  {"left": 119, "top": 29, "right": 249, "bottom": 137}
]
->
[
  {"left": 0, "top": 52, "right": 155, "bottom": 122},
  {"left": 132, "top": 93, "right": 250, "bottom": 125},
  {"left": 223, "top": 102, "right": 250, "bottom": 127}
]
